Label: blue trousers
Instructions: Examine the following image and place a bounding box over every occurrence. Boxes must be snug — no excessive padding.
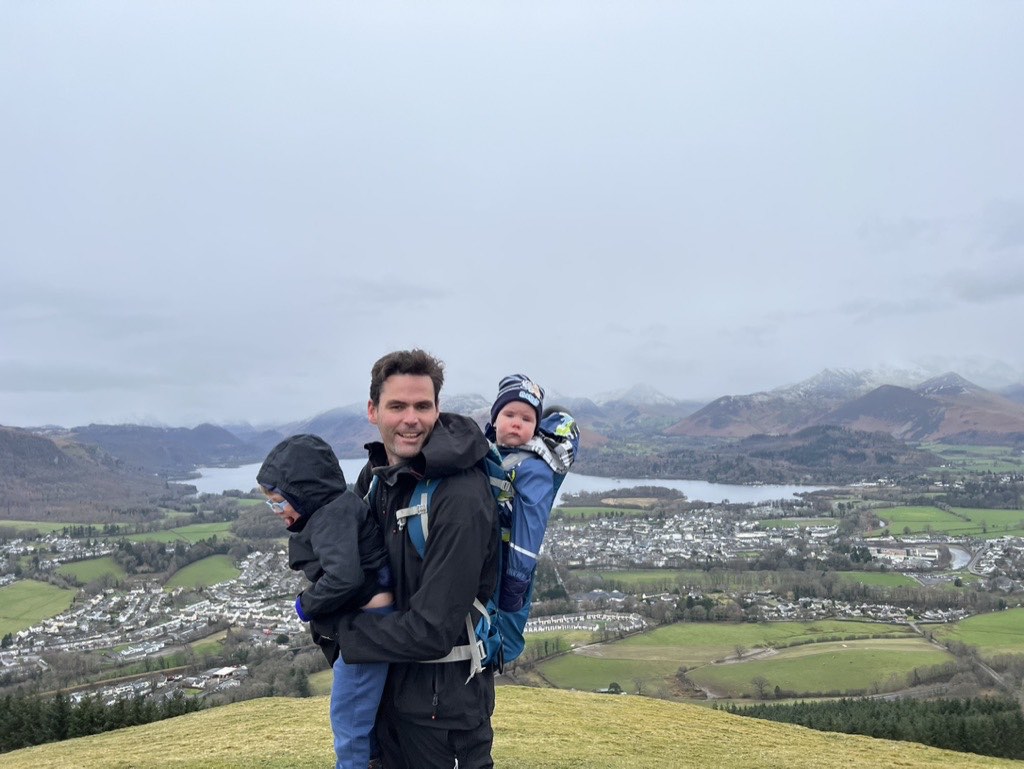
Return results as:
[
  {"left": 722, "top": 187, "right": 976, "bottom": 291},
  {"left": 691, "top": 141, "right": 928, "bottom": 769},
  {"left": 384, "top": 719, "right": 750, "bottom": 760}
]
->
[{"left": 331, "top": 605, "right": 392, "bottom": 769}]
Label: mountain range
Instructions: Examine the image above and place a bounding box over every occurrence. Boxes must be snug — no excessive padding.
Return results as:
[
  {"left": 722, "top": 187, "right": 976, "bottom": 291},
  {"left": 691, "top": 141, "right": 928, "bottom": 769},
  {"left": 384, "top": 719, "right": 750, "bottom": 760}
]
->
[
  {"left": 6, "top": 369, "right": 1024, "bottom": 488},
  {"left": 665, "top": 370, "right": 1024, "bottom": 444}
]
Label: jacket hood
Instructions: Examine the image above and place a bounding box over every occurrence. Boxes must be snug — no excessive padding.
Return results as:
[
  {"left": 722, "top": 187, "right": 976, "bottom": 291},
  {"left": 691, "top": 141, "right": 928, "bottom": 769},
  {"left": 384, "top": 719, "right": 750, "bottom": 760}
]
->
[
  {"left": 367, "top": 412, "right": 489, "bottom": 481},
  {"left": 422, "top": 412, "right": 490, "bottom": 476},
  {"left": 256, "top": 434, "right": 347, "bottom": 520}
]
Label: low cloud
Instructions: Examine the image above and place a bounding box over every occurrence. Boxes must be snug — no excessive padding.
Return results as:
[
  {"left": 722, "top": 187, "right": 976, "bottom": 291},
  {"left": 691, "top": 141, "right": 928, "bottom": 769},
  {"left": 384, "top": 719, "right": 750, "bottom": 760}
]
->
[{"left": 857, "top": 215, "right": 946, "bottom": 253}]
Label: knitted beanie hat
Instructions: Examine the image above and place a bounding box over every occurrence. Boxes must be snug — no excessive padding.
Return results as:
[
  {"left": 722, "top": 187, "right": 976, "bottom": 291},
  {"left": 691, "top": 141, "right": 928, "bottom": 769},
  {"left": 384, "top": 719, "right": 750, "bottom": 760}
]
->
[{"left": 490, "top": 373, "right": 544, "bottom": 425}]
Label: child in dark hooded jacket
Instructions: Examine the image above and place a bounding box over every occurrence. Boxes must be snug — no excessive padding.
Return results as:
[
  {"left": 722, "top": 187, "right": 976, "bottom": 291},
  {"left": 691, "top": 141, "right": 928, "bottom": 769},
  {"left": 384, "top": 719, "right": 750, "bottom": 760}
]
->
[{"left": 257, "top": 433, "right": 393, "bottom": 769}]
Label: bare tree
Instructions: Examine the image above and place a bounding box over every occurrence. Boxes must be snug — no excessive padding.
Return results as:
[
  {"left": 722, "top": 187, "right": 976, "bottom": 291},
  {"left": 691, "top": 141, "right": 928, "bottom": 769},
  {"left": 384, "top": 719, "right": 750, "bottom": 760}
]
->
[{"left": 751, "top": 675, "right": 770, "bottom": 699}]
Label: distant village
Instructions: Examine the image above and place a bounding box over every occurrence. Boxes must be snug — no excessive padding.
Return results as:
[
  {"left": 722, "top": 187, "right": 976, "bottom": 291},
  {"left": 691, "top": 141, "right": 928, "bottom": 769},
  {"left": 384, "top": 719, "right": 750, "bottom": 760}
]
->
[{"left": 2, "top": 499, "right": 1022, "bottom": 702}]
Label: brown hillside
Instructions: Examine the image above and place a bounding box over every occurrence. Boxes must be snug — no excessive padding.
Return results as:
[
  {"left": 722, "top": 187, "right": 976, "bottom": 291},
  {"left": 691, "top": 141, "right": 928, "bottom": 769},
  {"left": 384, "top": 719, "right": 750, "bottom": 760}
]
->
[
  {"left": 0, "top": 427, "right": 186, "bottom": 521},
  {"left": 666, "top": 373, "right": 1024, "bottom": 445}
]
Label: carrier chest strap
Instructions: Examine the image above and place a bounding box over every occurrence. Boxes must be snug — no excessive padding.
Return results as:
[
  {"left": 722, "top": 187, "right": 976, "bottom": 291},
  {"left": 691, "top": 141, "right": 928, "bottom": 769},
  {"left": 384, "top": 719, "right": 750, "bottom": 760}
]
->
[{"left": 416, "top": 598, "right": 489, "bottom": 683}]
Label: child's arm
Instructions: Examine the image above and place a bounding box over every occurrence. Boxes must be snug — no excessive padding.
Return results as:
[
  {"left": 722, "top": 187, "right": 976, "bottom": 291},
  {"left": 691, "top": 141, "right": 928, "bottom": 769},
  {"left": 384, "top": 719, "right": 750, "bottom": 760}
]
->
[
  {"left": 297, "top": 506, "right": 369, "bottom": 619},
  {"left": 501, "top": 457, "right": 557, "bottom": 612}
]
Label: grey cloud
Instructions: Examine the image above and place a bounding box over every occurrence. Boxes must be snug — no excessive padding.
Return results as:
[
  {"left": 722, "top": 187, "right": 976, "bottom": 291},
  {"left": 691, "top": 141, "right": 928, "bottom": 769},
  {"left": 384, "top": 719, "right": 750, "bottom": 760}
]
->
[
  {"left": 835, "top": 296, "right": 949, "bottom": 324},
  {"left": 857, "top": 216, "right": 947, "bottom": 253},
  {"left": 944, "top": 268, "right": 1024, "bottom": 304},
  {"left": 0, "top": 362, "right": 173, "bottom": 395},
  {"left": 978, "top": 201, "right": 1024, "bottom": 253}
]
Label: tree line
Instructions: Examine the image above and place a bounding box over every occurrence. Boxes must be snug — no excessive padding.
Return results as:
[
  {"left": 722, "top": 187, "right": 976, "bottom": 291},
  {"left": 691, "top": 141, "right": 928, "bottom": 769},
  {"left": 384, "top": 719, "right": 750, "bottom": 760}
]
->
[
  {"left": 0, "top": 690, "right": 203, "bottom": 754},
  {"left": 725, "top": 696, "right": 1024, "bottom": 759}
]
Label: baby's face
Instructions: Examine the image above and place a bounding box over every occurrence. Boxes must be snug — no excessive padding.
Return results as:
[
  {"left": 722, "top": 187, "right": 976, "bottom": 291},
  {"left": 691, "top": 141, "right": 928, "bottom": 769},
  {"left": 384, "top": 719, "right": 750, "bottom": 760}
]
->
[{"left": 494, "top": 401, "right": 537, "bottom": 448}]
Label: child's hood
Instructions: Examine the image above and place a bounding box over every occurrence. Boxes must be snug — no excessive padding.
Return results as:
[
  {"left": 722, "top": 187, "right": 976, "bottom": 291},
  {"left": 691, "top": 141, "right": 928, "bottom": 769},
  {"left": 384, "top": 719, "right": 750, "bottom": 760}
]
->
[{"left": 256, "top": 434, "right": 347, "bottom": 517}]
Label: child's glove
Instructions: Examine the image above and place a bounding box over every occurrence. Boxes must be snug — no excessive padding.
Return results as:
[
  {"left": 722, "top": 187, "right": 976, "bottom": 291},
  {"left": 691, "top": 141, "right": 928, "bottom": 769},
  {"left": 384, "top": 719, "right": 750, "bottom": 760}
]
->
[
  {"left": 294, "top": 595, "right": 309, "bottom": 622},
  {"left": 499, "top": 576, "right": 529, "bottom": 613}
]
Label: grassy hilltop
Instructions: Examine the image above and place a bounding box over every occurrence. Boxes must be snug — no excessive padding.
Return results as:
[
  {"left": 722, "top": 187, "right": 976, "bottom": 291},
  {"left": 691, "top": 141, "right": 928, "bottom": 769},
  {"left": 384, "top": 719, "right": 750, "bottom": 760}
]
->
[{"left": 4, "top": 687, "right": 1022, "bottom": 769}]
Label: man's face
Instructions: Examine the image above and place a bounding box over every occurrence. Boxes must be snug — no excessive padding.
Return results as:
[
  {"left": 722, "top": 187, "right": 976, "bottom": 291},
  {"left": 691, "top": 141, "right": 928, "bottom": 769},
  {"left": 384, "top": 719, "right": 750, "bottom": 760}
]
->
[{"left": 368, "top": 374, "right": 440, "bottom": 465}]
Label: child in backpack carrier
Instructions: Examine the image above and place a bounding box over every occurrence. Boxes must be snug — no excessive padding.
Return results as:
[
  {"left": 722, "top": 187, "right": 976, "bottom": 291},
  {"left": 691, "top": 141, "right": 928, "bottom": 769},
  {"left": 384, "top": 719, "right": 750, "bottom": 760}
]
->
[{"left": 485, "top": 374, "right": 579, "bottom": 619}]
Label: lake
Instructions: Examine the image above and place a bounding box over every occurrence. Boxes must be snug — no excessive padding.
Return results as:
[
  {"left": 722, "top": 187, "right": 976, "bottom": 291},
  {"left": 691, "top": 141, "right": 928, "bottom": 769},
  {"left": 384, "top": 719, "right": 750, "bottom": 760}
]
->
[{"left": 183, "top": 461, "right": 821, "bottom": 504}]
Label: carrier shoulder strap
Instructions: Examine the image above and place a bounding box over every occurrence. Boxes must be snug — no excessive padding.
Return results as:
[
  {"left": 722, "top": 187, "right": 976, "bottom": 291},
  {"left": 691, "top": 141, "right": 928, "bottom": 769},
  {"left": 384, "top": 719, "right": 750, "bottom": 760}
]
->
[{"left": 395, "top": 478, "right": 436, "bottom": 557}]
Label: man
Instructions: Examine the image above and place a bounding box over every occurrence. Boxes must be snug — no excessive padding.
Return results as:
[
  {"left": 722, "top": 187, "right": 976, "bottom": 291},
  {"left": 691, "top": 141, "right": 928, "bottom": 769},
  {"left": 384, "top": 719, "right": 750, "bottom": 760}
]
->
[{"left": 336, "top": 349, "right": 500, "bottom": 769}]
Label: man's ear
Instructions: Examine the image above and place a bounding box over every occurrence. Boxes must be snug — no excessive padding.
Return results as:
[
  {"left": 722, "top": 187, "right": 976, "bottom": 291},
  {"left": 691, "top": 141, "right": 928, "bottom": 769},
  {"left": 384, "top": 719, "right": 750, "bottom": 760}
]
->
[{"left": 367, "top": 399, "right": 378, "bottom": 426}]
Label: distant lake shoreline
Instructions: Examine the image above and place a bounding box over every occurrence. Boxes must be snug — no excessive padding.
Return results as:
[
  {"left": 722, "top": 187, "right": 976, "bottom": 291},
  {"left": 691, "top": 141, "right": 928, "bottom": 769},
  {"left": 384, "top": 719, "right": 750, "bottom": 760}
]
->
[{"left": 183, "top": 462, "right": 823, "bottom": 504}]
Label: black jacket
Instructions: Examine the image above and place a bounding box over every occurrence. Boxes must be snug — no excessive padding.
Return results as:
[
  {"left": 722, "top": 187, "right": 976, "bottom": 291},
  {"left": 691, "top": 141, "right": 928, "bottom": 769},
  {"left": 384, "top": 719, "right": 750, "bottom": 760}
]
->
[
  {"left": 338, "top": 412, "right": 500, "bottom": 729},
  {"left": 257, "top": 434, "right": 389, "bottom": 662}
]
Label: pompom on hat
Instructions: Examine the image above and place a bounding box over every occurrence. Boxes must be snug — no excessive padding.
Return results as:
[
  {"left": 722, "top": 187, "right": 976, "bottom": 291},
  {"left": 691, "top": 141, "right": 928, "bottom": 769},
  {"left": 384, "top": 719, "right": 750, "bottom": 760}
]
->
[{"left": 490, "top": 374, "right": 544, "bottom": 425}]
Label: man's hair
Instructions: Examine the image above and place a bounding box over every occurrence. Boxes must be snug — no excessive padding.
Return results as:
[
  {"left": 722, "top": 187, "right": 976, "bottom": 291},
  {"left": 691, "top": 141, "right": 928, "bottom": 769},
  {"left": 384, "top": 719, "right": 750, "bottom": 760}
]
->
[{"left": 369, "top": 349, "right": 445, "bottom": 405}]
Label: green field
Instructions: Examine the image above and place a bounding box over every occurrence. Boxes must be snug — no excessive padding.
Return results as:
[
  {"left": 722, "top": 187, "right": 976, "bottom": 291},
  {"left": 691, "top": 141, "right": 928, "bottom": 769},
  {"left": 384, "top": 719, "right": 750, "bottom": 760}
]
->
[
  {"left": 555, "top": 506, "right": 655, "bottom": 520},
  {"left": 164, "top": 555, "right": 240, "bottom": 589},
  {"left": 537, "top": 620, "right": 918, "bottom": 697},
  {"left": 310, "top": 669, "right": 333, "bottom": 696},
  {"left": 687, "top": 637, "right": 951, "bottom": 698},
  {"left": 575, "top": 568, "right": 783, "bottom": 593},
  {"left": 0, "top": 520, "right": 81, "bottom": 534},
  {"left": 521, "top": 630, "right": 598, "bottom": 661},
  {"left": 757, "top": 518, "right": 836, "bottom": 529},
  {"left": 127, "top": 522, "right": 235, "bottom": 544},
  {"left": 0, "top": 579, "right": 77, "bottom": 636},
  {"left": 869, "top": 505, "right": 1024, "bottom": 538},
  {"left": 833, "top": 571, "right": 918, "bottom": 587},
  {"left": 926, "top": 443, "right": 1024, "bottom": 473},
  {"left": 56, "top": 556, "right": 127, "bottom": 583},
  {"left": 950, "top": 507, "right": 1024, "bottom": 538},
  {"left": 929, "top": 607, "right": 1024, "bottom": 658}
]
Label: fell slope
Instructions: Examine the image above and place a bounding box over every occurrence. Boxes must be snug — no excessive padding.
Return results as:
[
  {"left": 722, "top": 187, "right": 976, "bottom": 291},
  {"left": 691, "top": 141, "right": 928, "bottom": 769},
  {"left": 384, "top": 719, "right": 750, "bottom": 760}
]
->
[{"left": 4, "top": 687, "right": 1020, "bottom": 769}]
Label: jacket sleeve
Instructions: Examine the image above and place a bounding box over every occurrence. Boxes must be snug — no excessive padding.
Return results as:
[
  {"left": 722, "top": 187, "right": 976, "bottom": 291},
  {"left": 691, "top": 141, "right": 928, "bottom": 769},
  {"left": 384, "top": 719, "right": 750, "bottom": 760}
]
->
[
  {"left": 500, "top": 457, "right": 556, "bottom": 612},
  {"left": 336, "top": 471, "right": 496, "bottom": 663},
  {"left": 299, "top": 501, "right": 371, "bottom": 617}
]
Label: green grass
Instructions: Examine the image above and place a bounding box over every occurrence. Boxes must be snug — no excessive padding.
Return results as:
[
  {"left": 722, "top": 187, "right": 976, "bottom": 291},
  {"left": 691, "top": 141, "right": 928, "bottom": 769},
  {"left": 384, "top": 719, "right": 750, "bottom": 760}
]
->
[
  {"left": 757, "top": 518, "right": 836, "bottom": 529},
  {"left": 929, "top": 607, "right": 1024, "bottom": 658},
  {"left": 0, "top": 519, "right": 79, "bottom": 534},
  {"left": 554, "top": 506, "right": 654, "bottom": 519},
  {"left": 925, "top": 443, "right": 1024, "bottom": 473},
  {"left": 309, "top": 669, "right": 333, "bottom": 696},
  {"left": 0, "top": 579, "right": 77, "bottom": 636},
  {"left": 5, "top": 688, "right": 1019, "bottom": 769},
  {"left": 868, "top": 505, "right": 1024, "bottom": 538},
  {"left": 540, "top": 655, "right": 682, "bottom": 695},
  {"left": 164, "top": 555, "right": 240, "bottom": 589},
  {"left": 832, "top": 571, "right": 918, "bottom": 587},
  {"left": 575, "top": 568, "right": 785, "bottom": 593},
  {"left": 126, "top": 522, "right": 235, "bottom": 544},
  {"left": 687, "top": 638, "right": 951, "bottom": 697},
  {"left": 187, "top": 635, "right": 227, "bottom": 660},
  {"left": 949, "top": 507, "right": 1024, "bottom": 538},
  {"left": 56, "top": 556, "right": 127, "bottom": 583},
  {"left": 536, "top": 620, "right": 917, "bottom": 695},
  {"left": 520, "top": 630, "right": 602, "bottom": 663}
]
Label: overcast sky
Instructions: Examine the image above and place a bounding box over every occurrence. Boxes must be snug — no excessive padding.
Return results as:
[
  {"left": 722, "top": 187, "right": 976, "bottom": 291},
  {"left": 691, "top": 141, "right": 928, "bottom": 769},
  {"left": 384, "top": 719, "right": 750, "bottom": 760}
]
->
[{"left": 2, "top": 2, "right": 1022, "bottom": 428}]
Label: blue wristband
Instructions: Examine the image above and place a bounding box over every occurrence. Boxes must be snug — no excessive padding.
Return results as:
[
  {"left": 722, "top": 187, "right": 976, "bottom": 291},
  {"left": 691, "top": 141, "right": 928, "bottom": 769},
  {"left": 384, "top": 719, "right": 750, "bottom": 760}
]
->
[{"left": 294, "top": 595, "right": 309, "bottom": 622}]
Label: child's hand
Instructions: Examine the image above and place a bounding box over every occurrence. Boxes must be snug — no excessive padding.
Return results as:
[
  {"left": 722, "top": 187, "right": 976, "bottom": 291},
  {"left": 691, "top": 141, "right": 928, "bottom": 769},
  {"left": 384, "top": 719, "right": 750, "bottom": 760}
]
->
[{"left": 295, "top": 595, "right": 310, "bottom": 622}]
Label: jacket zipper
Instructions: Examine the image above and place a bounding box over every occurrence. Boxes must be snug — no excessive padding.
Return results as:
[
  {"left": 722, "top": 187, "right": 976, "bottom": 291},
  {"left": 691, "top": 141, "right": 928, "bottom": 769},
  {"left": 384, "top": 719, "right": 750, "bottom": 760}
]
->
[{"left": 431, "top": 668, "right": 439, "bottom": 720}]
